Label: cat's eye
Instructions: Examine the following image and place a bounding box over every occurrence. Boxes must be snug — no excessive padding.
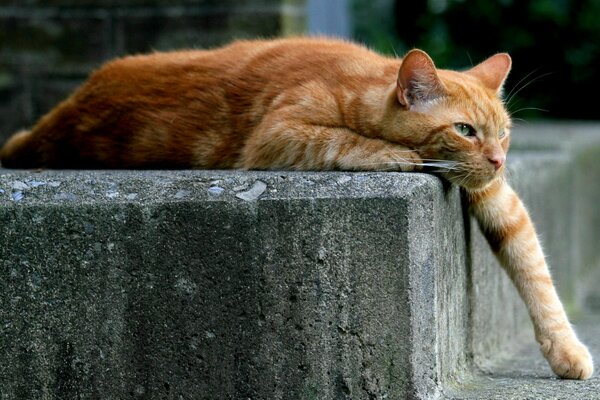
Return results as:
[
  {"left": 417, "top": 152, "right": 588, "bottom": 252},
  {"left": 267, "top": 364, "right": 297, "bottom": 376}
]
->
[
  {"left": 454, "top": 123, "right": 476, "bottom": 137},
  {"left": 498, "top": 129, "right": 506, "bottom": 139}
]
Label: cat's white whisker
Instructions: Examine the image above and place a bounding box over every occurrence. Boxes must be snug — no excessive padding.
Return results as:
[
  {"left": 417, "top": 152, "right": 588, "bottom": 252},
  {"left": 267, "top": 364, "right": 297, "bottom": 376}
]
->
[
  {"left": 506, "top": 71, "right": 552, "bottom": 107},
  {"left": 505, "top": 68, "right": 540, "bottom": 104},
  {"left": 510, "top": 107, "right": 549, "bottom": 115}
]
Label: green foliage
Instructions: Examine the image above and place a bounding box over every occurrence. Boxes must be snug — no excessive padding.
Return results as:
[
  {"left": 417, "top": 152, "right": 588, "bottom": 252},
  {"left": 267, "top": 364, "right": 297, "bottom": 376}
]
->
[{"left": 352, "top": 0, "right": 600, "bottom": 120}]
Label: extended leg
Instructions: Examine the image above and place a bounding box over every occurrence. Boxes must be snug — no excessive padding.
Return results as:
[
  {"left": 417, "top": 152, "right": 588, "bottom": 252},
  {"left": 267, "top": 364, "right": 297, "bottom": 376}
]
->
[{"left": 468, "top": 179, "right": 593, "bottom": 380}]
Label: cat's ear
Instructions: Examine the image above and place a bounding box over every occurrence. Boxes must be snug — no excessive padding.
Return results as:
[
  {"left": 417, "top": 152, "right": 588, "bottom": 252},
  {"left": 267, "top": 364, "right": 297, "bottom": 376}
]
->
[
  {"left": 466, "top": 53, "right": 512, "bottom": 93},
  {"left": 397, "top": 49, "right": 446, "bottom": 108}
]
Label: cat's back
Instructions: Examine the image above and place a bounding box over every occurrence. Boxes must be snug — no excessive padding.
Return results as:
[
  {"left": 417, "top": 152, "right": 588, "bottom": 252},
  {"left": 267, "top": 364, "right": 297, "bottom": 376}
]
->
[
  {"left": 97, "top": 37, "right": 393, "bottom": 86},
  {"left": 0, "top": 37, "right": 396, "bottom": 169},
  {"left": 225, "top": 37, "right": 395, "bottom": 83},
  {"left": 74, "top": 37, "right": 393, "bottom": 121},
  {"left": 87, "top": 36, "right": 397, "bottom": 135}
]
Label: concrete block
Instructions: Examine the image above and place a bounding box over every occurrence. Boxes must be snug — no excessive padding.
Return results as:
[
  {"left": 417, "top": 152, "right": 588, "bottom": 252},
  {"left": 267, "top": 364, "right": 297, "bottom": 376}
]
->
[
  {"left": 1, "top": 124, "right": 600, "bottom": 398},
  {"left": 0, "top": 171, "right": 466, "bottom": 399}
]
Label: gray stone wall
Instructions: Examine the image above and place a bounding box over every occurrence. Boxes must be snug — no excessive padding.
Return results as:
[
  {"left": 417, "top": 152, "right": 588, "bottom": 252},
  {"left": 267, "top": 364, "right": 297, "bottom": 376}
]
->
[
  {"left": 0, "top": 0, "right": 306, "bottom": 144},
  {"left": 2, "top": 124, "right": 600, "bottom": 398},
  {"left": 0, "top": 171, "right": 460, "bottom": 399}
]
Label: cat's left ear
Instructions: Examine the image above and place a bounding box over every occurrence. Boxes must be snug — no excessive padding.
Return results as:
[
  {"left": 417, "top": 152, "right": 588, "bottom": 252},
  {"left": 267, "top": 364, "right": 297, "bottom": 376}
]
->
[{"left": 466, "top": 53, "right": 512, "bottom": 94}]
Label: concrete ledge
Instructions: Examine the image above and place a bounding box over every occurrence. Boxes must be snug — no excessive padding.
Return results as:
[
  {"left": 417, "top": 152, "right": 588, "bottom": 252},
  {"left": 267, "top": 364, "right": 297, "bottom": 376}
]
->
[
  {"left": 1, "top": 124, "right": 600, "bottom": 399},
  {"left": 0, "top": 171, "right": 467, "bottom": 399}
]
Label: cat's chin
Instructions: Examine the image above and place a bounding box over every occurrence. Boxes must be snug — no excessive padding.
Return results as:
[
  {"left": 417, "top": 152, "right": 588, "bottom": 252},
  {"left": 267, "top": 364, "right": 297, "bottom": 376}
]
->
[
  {"left": 450, "top": 174, "right": 501, "bottom": 191},
  {"left": 438, "top": 171, "right": 493, "bottom": 191}
]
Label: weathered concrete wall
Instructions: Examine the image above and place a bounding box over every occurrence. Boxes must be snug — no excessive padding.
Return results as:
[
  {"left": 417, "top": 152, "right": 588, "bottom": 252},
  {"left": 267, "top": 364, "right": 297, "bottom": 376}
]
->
[
  {"left": 1, "top": 124, "right": 600, "bottom": 399},
  {"left": 0, "top": 171, "right": 467, "bottom": 399}
]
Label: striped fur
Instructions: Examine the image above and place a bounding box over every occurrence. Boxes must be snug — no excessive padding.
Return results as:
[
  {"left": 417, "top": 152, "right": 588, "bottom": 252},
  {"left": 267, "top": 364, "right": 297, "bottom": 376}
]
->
[
  {"left": 468, "top": 179, "right": 593, "bottom": 379},
  {"left": 0, "top": 37, "right": 592, "bottom": 379}
]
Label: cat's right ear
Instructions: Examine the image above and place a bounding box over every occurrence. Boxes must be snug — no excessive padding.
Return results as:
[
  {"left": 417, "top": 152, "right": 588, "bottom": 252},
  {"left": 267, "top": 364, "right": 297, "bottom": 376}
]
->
[{"left": 397, "top": 49, "right": 446, "bottom": 109}]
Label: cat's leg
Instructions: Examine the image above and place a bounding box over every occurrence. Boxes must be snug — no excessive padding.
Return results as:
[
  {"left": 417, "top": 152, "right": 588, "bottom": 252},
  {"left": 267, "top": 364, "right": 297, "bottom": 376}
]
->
[
  {"left": 239, "top": 122, "right": 422, "bottom": 171},
  {"left": 468, "top": 179, "right": 593, "bottom": 380}
]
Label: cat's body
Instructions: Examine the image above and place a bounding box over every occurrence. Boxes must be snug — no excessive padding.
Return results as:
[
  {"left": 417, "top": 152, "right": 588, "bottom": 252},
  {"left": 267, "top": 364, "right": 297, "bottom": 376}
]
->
[
  {"left": 0, "top": 37, "right": 504, "bottom": 183},
  {"left": 4, "top": 37, "right": 397, "bottom": 170},
  {"left": 0, "top": 37, "right": 593, "bottom": 379}
]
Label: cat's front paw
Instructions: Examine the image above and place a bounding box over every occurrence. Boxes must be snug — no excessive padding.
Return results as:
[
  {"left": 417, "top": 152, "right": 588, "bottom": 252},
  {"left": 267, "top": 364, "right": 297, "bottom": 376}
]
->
[
  {"left": 367, "top": 146, "right": 422, "bottom": 172},
  {"left": 540, "top": 335, "right": 594, "bottom": 380}
]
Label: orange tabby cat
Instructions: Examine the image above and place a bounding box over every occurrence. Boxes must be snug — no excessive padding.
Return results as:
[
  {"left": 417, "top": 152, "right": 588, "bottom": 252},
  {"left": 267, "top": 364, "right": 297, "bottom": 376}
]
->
[{"left": 0, "top": 37, "right": 593, "bottom": 379}]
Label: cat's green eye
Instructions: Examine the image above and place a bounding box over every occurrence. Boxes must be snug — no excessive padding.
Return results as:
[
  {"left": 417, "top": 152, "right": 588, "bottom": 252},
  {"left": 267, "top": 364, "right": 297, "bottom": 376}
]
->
[
  {"left": 498, "top": 129, "right": 506, "bottom": 139},
  {"left": 455, "top": 123, "right": 476, "bottom": 137}
]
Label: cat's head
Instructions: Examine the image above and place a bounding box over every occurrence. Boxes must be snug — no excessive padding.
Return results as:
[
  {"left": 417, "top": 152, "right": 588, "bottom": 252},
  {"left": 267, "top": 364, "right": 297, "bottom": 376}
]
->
[{"left": 388, "top": 50, "right": 512, "bottom": 190}]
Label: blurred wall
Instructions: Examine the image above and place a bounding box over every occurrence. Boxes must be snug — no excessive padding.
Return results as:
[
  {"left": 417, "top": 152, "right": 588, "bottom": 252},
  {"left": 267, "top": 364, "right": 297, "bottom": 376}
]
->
[{"left": 0, "top": 0, "right": 306, "bottom": 144}]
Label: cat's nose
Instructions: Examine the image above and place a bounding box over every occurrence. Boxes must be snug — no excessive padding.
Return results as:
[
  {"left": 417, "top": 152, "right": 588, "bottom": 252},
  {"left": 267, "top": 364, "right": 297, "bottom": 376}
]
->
[{"left": 488, "top": 155, "right": 505, "bottom": 170}]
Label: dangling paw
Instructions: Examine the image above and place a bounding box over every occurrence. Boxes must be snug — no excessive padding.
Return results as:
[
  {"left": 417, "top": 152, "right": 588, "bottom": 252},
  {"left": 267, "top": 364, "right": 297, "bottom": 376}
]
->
[{"left": 540, "top": 335, "right": 594, "bottom": 380}]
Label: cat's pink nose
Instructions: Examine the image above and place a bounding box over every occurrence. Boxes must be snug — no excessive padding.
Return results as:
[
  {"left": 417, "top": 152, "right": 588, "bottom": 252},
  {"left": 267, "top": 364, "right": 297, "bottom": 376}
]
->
[{"left": 488, "top": 155, "right": 505, "bottom": 170}]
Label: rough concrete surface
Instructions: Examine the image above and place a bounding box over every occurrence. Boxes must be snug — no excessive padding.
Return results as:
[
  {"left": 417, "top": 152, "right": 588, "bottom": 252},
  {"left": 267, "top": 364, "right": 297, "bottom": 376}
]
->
[
  {"left": 0, "top": 171, "right": 465, "bottom": 399},
  {"left": 1, "top": 124, "right": 600, "bottom": 399}
]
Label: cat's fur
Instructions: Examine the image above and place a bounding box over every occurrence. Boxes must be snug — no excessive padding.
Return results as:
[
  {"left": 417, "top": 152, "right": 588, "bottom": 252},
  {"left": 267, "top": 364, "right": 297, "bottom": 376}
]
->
[{"left": 0, "top": 37, "right": 593, "bottom": 379}]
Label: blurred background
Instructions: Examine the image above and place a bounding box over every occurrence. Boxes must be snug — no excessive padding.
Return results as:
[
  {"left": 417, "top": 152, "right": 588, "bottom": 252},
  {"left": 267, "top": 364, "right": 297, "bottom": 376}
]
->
[{"left": 1, "top": 0, "right": 598, "bottom": 145}]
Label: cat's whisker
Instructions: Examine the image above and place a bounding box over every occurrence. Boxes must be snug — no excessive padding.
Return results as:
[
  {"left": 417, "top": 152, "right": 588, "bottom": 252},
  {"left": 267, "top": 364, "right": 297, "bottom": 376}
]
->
[
  {"left": 453, "top": 171, "right": 467, "bottom": 187},
  {"left": 419, "top": 158, "right": 460, "bottom": 164},
  {"left": 388, "top": 40, "right": 399, "bottom": 58},
  {"left": 510, "top": 117, "right": 528, "bottom": 124},
  {"left": 354, "top": 160, "right": 420, "bottom": 167},
  {"left": 353, "top": 160, "right": 461, "bottom": 171},
  {"left": 505, "top": 68, "right": 540, "bottom": 103},
  {"left": 505, "top": 69, "right": 552, "bottom": 105},
  {"left": 464, "top": 172, "right": 475, "bottom": 187},
  {"left": 449, "top": 167, "right": 475, "bottom": 188},
  {"left": 422, "top": 164, "right": 461, "bottom": 170},
  {"left": 429, "top": 165, "right": 462, "bottom": 171},
  {"left": 503, "top": 166, "right": 513, "bottom": 180},
  {"left": 421, "top": 163, "right": 461, "bottom": 170},
  {"left": 457, "top": 171, "right": 474, "bottom": 188},
  {"left": 510, "top": 107, "right": 549, "bottom": 116}
]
